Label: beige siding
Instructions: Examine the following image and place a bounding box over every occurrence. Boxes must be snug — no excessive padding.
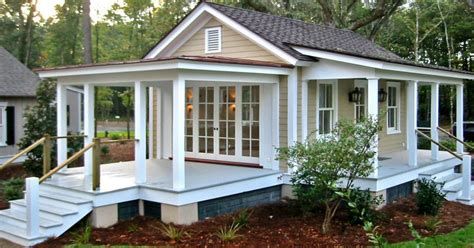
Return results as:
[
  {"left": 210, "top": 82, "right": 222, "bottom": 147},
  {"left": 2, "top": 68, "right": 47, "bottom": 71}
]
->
[
  {"left": 279, "top": 75, "right": 288, "bottom": 172},
  {"left": 0, "top": 97, "right": 36, "bottom": 157},
  {"left": 308, "top": 81, "right": 317, "bottom": 133},
  {"left": 173, "top": 18, "right": 283, "bottom": 63}
]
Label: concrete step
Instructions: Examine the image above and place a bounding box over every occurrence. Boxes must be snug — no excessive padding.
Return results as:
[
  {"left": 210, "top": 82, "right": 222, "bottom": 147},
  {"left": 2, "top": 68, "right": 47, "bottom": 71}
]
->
[
  {"left": 435, "top": 173, "right": 463, "bottom": 188},
  {"left": 0, "top": 209, "right": 62, "bottom": 229},
  {"left": 0, "top": 222, "right": 47, "bottom": 247}
]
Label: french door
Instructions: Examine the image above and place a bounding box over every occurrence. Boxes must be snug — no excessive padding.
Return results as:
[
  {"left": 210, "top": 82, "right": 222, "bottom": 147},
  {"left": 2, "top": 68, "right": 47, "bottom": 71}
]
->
[{"left": 185, "top": 84, "right": 260, "bottom": 163}]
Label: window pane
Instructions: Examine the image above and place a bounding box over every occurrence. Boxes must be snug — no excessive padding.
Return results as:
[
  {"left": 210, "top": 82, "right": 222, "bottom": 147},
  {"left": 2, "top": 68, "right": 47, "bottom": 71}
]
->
[
  {"left": 325, "top": 85, "right": 332, "bottom": 108},
  {"left": 199, "top": 121, "right": 205, "bottom": 136},
  {"left": 251, "top": 123, "right": 259, "bottom": 139},
  {"left": 219, "top": 87, "right": 227, "bottom": 102},
  {"left": 186, "top": 120, "right": 193, "bottom": 135},
  {"left": 319, "top": 84, "right": 326, "bottom": 107},
  {"left": 207, "top": 105, "right": 213, "bottom": 119},
  {"left": 219, "top": 121, "right": 226, "bottom": 137},
  {"left": 186, "top": 137, "right": 193, "bottom": 152},
  {"left": 388, "top": 108, "right": 395, "bottom": 128},
  {"left": 199, "top": 138, "right": 205, "bottom": 153},
  {"left": 252, "top": 104, "right": 259, "bottom": 121},
  {"left": 242, "top": 140, "right": 250, "bottom": 156},
  {"left": 207, "top": 87, "right": 214, "bottom": 102},
  {"left": 242, "top": 86, "right": 250, "bottom": 102},
  {"left": 219, "top": 138, "right": 227, "bottom": 154},
  {"left": 228, "top": 122, "right": 235, "bottom": 138},
  {"left": 219, "top": 104, "right": 227, "bottom": 119},
  {"left": 199, "top": 88, "right": 206, "bottom": 102},
  {"left": 229, "top": 104, "right": 235, "bottom": 120},
  {"left": 229, "top": 87, "right": 236, "bottom": 102},
  {"left": 388, "top": 87, "right": 397, "bottom": 107},
  {"left": 251, "top": 140, "right": 259, "bottom": 157},
  {"left": 207, "top": 138, "right": 214, "bottom": 153},
  {"left": 252, "top": 86, "right": 259, "bottom": 102},
  {"left": 228, "top": 139, "right": 235, "bottom": 155},
  {"left": 242, "top": 104, "right": 250, "bottom": 121},
  {"left": 242, "top": 124, "right": 250, "bottom": 139},
  {"left": 207, "top": 121, "right": 213, "bottom": 136}
]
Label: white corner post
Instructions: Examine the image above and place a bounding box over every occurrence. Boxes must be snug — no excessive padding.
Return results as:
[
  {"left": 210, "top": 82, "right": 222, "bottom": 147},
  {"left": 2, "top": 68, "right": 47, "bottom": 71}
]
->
[
  {"left": 25, "top": 177, "right": 40, "bottom": 237},
  {"left": 456, "top": 84, "right": 464, "bottom": 154},
  {"left": 301, "top": 80, "right": 308, "bottom": 141},
  {"left": 367, "top": 78, "right": 379, "bottom": 177},
  {"left": 172, "top": 77, "right": 186, "bottom": 190},
  {"left": 461, "top": 154, "right": 472, "bottom": 201},
  {"left": 56, "top": 83, "right": 68, "bottom": 167},
  {"left": 134, "top": 81, "right": 147, "bottom": 184},
  {"left": 407, "top": 81, "right": 418, "bottom": 167},
  {"left": 430, "top": 82, "right": 440, "bottom": 160},
  {"left": 287, "top": 69, "right": 298, "bottom": 174},
  {"left": 83, "top": 84, "right": 95, "bottom": 176},
  {"left": 148, "top": 87, "right": 154, "bottom": 159}
]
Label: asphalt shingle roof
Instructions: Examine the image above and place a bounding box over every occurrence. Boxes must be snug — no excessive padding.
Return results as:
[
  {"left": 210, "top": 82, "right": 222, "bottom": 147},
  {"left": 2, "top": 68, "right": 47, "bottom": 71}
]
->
[
  {"left": 0, "top": 47, "right": 39, "bottom": 97},
  {"left": 207, "top": 2, "right": 473, "bottom": 75}
]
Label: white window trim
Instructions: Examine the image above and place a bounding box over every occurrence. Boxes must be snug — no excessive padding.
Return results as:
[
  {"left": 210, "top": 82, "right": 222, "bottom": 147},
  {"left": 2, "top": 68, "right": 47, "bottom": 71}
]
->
[
  {"left": 386, "top": 81, "right": 401, "bottom": 135},
  {"left": 0, "top": 102, "right": 7, "bottom": 147},
  {"left": 316, "top": 80, "right": 338, "bottom": 136},
  {"left": 354, "top": 80, "right": 368, "bottom": 122},
  {"left": 204, "top": 26, "right": 222, "bottom": 54}
]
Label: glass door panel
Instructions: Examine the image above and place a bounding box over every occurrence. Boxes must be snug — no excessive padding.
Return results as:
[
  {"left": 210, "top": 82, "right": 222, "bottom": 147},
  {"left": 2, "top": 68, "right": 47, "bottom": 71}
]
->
[
  {"left": 198, "top": 87, "right": 214, "bottom": 154},
  {"left": 218, "top": 86, "right": 236, "bottom": 155},
  {"left": 242, "top": 86, "right": 259, "bottom": 157},
  {"left": 185, "top": 87, "right": 193, "bottom": 152}
]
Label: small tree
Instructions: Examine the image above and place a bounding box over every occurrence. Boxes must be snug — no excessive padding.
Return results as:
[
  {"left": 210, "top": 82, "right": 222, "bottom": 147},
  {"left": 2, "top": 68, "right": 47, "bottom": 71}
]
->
[
  {"left": 18, "top": 80, "right": 57, "bottom": 176},
  {"left": 278, "top": 117, "right": 380, "bottom": 234}
]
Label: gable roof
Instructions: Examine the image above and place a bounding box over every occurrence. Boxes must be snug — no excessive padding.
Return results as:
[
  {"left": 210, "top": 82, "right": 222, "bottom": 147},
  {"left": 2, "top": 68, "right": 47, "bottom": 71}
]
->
[
  {"left": 0, "top": 47, "right": 39, "bottom": 97},
  {"left": 146, "top": 2, "right": 472, "bottom": 75}
]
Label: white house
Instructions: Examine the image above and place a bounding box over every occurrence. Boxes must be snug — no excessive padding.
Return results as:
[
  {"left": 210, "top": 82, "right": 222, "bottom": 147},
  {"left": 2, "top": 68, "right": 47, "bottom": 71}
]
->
[{"left": 1, "top": 2, "right": 474, "bottom": 246}]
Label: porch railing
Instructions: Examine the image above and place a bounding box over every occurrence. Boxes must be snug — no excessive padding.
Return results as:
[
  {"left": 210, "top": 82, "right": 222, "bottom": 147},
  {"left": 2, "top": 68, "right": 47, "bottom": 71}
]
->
[{"left": 416, "top": 128, "right": 472, "bottom": 202}]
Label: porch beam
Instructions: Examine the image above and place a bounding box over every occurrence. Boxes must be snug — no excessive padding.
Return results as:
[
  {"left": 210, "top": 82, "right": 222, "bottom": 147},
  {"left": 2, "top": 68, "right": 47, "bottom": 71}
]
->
[
  {"left": 367, "top": 78, "right": 379, "bottom": 177},
  {"left": 301, "top": 80, "right": 308, "bottom": 140},
  {"left": 407, "top": 80, "right": 418, "bottom": 166},
  {"left": 430, "top": 82, "right": 439, "bottom": 160},
  {"left": 134, "top": 81, "right": 147, "bottom": 184},
  {"left": 172, "top": 77, "right": 186, "bottom": 190},
  {"left": 83, "top": 84, "right": 95, "bottom": 176},
  {"left": 456, "top": 84, "right": 464, "bottom": 154},
  {"left": 56, "top": 83, "right": 67, "bottom": 167}
]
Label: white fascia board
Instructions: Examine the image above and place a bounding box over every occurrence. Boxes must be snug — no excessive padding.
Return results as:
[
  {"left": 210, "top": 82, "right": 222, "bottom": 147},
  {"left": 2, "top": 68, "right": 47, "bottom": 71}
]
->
[
  {"left": 144, "top": 4, "right": 208, "bottom": 59},
  {"left": 176, "top": 60, "right": 293, "bottom": 75},
  {"left": 145, "top": 4, "right": 298, "bottom": 65},
  {"left": 293, "top": 46, "right": 474, "bottom": 80}
]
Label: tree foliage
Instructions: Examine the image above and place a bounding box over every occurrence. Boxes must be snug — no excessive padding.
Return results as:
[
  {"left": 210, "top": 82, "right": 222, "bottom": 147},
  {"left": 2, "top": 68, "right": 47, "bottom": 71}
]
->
[{"left": 278, "top": 117, "right": 380, "bottom": 234}]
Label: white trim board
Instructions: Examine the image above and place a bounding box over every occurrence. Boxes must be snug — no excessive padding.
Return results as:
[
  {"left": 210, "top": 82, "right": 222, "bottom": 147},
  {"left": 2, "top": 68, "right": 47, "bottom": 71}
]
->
[
  {"left": 293, "top": 46, "right": 474, "bottom": 81},
  {"left": 144, "top": 3, "right": 298, "bottom": 65}
]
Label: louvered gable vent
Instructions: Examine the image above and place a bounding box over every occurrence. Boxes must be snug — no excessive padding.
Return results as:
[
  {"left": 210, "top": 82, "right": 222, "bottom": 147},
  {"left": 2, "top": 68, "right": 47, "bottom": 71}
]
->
[{"left": 205, "top": 27, "right": 221, "bottom": 53}]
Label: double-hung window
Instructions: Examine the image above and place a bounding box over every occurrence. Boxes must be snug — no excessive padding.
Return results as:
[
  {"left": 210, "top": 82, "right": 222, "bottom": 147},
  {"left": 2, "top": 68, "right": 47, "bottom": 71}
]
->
[
  {"left": 387, "top": 82, "right": 401, "bottom": 134},
  {"left": 317, "top": 81, "right": 337, "bottom": 135},
  {"left": 354, "top": 80, "right": 367, "bottom": 122}
]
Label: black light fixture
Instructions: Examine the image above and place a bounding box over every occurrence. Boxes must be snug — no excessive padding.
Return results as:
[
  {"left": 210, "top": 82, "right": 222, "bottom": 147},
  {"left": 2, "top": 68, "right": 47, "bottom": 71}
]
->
[
  {"left": 349, "top": 87, "right": 362, "bottom": 103},
  {"left": 378, "top": 88, "right": 388, "bottom": 102}
]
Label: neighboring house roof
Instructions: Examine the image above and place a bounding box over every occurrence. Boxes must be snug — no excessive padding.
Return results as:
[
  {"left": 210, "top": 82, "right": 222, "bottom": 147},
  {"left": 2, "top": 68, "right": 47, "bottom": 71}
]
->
[
  {"left": 0, "top": 47, "right": 40, "bottom": 97},
  {"left": 205, "top": 2, "right": 472, "bottom": 75},
  {"left": 34, "top": 55, "right": 294, "bottom": 72}
]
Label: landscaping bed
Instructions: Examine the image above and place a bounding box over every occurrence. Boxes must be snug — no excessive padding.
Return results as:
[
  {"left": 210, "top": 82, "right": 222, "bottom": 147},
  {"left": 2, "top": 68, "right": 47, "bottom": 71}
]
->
[
  {"left": 0, "top": 164, "right": 28, "bottom": 210},
  {"left": 36, "top": 197, "right": 474, "bottom": 247}
]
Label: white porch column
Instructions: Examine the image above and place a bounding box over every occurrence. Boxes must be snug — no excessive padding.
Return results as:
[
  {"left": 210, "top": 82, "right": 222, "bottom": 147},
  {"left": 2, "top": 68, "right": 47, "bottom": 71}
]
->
[
  {"left": 172, "top": 77, "right": 186, "bottom": 190},
  {"left": 134, "top": 81, "right": 147, "bottom": 184},
  {"left": 367, "top": 78, "right": 379, "bottom": 177},
  {"left": 430, "top": 82, "right": 440, "bottom": 160},
  {"left": 461, "top": 155, "right": 472, "bottom": 201},
  {"left": 148, "top": 87, "right": 154, "bottom": 159},
  {"left": 407, "top": 81, "right": 418, "bottom": 167},
  {"left": 83, "top": 84, "right": 95, "bottom": 176},
  {"left": 456, "top": 84, "right": 464, "bottom": 154},
  {"left": 56, "top": 83, "right": 67, "bottom": 166},
  {"left": 288, "top": 68, "right": 298, "bottom": 145},
  {"left": 301, "top": 80, "right": 308, "bottom": 140}
]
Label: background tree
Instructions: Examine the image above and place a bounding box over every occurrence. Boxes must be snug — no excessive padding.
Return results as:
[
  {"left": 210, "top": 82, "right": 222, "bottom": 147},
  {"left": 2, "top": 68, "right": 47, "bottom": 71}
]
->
[
  {"left": 120, "top": 89, "right": 134, "bottom": 139},
  {"left": 82, "top": 0, "right": 92, "bottom": 64}
]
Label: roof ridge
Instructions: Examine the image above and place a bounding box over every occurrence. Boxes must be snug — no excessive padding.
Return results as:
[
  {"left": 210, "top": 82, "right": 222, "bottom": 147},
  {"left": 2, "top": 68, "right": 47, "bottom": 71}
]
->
[{"left": 206, "top": 2, "right": 355, "bottom": 33}]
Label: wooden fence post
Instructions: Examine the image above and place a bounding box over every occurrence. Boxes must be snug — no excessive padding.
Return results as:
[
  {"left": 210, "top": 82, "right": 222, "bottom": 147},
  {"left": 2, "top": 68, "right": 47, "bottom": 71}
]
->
[
  {"left": 42, "top": 134, "right": 51, "bottom": 176},
  {"left": 92, "top": 138, "right": 101, "bottom": 191}
]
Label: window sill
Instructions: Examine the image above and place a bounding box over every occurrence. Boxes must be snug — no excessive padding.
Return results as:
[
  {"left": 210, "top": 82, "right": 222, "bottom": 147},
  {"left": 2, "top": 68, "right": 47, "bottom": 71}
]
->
[{"left": 387, "top": 130, "right": 401, "bottom": 135}]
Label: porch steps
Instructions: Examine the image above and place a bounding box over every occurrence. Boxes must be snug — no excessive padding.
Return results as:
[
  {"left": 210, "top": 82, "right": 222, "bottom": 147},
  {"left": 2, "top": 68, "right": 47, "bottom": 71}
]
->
[{"left": 0, "top": 183, "right": 93, "bottom": 246}]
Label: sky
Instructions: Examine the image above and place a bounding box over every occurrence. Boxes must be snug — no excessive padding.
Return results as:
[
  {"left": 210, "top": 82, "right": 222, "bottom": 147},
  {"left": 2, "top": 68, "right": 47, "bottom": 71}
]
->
[{"left": 36, "top": 0, "right": 124, "bottom": 21}]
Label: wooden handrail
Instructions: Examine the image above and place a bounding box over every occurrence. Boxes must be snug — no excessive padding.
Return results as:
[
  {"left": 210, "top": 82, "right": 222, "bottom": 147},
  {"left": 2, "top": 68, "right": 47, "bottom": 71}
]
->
[
  {"left": 0, "top": 137, "right": 45, "bottom": 170},
  {"left": 52, "top": 134, "right": 87, "bottom": 139},
  {"left": 437, "top": 127, "right": 474, "bottom": 151},
  {"left": 416, "top": 129, "right": 462, "bottom": 160},
  {"left": 39, "top": 142, "right": 95, "bottom": 183}
]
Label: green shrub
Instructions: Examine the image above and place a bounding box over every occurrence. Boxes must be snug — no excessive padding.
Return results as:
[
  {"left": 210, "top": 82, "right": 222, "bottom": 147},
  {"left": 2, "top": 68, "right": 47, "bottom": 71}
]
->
[
  {"left": 100, "top": 145, "right": 110, "bottom": 156},
  {"left": 415, "top": 178, "right": 446, "bottom": 216},
  {"left": 109, "top": 133, "right": 121, "bottom": 140},
  {"left": 278, "top": 117, "right": 380, "bottom": 234},
  {"left": 363, "top": 221, "right": 387, "bottom": 248},
  {"left": 440, "top": 140, "right": 456, "bottom": 152},
  {"left": 2, "top": 178, "right": 24, "bottom": 201},
  {"left": 345, "top": 188, "right": 383, "bottom": 224}
]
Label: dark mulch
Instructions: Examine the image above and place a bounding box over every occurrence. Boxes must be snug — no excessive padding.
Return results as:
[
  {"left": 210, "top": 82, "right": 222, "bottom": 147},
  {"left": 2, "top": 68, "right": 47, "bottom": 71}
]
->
[
  {"left": 36, "top": 197, "right": 474, "bottom": 247},
  {"left": 100, "top": 140, "right": 134, "bottom": 164}
]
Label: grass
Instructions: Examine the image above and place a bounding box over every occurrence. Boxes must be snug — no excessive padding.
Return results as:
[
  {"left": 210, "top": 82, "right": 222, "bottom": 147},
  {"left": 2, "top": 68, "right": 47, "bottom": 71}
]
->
[
  {"left": 96, "top": 131, "right": 135, "bottom": 139},
  {"left": 387, "top": 220, "right": 474, "bottom": 247}
]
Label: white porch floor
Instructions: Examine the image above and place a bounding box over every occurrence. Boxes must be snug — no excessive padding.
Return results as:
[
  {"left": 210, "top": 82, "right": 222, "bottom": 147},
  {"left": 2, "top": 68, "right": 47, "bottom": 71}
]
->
[
  {"left": 46, "top": 159, "right": 280, "bottom": 193},
  {"left": 378, "top": 149, "right": 458, "bottom": 179}
]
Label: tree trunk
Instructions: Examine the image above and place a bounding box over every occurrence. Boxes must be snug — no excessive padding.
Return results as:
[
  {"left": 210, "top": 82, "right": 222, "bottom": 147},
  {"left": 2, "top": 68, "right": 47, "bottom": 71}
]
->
[
  {"left": 24, "top": 0, "right": 37, "bottom": 67},
  {"left": 437, "top": 0, "right": 451, "bottom": 69},
  {"left": 82, "top": 0, "right": 93, "bottom": 64}
]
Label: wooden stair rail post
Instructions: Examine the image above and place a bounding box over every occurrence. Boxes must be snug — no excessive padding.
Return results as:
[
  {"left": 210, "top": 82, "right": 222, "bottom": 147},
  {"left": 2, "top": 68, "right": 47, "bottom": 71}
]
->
[
  {"left": 42, "top": 134, "right": 51, "bottom": 175},
  {"left": 92, "top": 138, "right": 101, "bottom": 191}
]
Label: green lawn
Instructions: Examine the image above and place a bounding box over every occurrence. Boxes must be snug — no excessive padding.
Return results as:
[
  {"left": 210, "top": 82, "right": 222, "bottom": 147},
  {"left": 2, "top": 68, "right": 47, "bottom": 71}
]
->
[
  {"left": 96, "top": 131, "right": 134, "bottom": 139},
  {"left": 387, "top": 221, "right": 474, "bottom": 247}
]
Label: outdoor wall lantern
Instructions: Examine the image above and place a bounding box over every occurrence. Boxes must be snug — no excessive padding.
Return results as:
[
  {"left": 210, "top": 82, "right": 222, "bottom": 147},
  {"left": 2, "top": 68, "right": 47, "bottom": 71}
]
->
[
  {"left": 348, "top": 87, "right": 362, "bottom": 103},
  {"left": 378, "top": 88, "right": 388, "bottom": 102}
]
